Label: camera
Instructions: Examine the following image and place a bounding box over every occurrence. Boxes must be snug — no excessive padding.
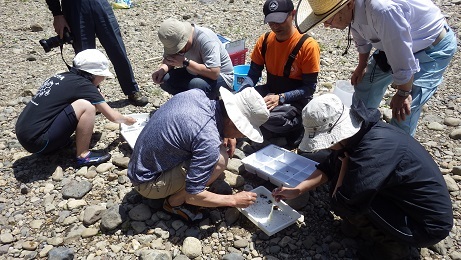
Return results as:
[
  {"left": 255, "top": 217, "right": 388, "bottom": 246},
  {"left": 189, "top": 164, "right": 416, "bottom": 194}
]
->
[{"left": 39, "top": 28, "right": 73, "bottom": 53}]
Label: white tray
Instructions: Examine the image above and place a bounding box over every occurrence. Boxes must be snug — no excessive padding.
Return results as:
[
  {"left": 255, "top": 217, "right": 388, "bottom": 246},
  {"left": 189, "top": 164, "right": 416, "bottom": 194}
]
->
[
  {"left": 242, "top": 144, "right": 318, "bottom": 188},
  {"left": 239, "top": 186, "right": 301, "bottom": 236},
  {"left": 120, "top": 113, "right": 150, "bottom": 149}
]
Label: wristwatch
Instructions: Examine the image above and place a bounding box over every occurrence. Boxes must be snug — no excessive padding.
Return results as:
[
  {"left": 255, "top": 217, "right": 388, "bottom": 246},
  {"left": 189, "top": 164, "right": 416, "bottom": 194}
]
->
[
  {"left": 396, "top": 89, "right": 411, "bottom": 97},
  {"left": 183, "top": 58, "right": 190, "bottom": 67},
  {"left": 278, "top": 94, "right": 285, "bottom": 104}
]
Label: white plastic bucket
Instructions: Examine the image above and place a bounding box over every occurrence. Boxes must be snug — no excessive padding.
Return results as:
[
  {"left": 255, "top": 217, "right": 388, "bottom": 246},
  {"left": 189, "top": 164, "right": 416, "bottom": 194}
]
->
[{"left": 333, "top": 80, "right": 355, "bottom": 107}]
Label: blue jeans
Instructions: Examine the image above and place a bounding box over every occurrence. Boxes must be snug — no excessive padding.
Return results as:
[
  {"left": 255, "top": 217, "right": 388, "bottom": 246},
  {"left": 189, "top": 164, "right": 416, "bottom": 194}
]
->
[
  {"left": 61, "top": 0, "right": 139, "bottom": 96},
  {"left": 353, "top": 26, "right": 457, "bottom": 136},
  {"left": 161, "top": 68, "right": 230, "bottom": 100}
]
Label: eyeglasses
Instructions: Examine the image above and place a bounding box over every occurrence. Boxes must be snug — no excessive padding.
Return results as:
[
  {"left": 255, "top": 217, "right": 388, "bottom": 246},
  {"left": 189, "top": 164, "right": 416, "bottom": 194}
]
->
[{"left": 324, "top": 12, "right": 338, "bottom": 27}]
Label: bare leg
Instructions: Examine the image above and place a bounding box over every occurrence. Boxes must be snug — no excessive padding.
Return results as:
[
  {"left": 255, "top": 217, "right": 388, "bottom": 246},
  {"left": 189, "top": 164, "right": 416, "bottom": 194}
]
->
[
  {"left": 168, "top": 145, "right": 229, "bottom": 206},
  {"left": 71, "top": 99, "right": 96, "bottom": 158}
]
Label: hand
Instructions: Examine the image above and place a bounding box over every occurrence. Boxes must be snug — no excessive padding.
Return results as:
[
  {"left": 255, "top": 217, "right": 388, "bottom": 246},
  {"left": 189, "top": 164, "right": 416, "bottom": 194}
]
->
[
  {"left": 223, "top": 138, "right": 236, "bottom": 157},
  {"left": 52, "top": 15, "right": 70, "bottom": 39},
  {"left": 263, "top": 94, "right": 279, "bottom": 111},
  {"left": 152, "top": 67, "right": 167, "bottom": 84},
  {"left": 233, "top": 191, "right": 257, "bottom": 208},
  {"left": 123, "top": 116, "right": 137, "bottom": 125},
  {"left": 351, "top": 65, "right": 366, "bottom": 86},
  {"left": 272, "top": 186, "right": 300, "bottom": 202},
  {"left": 390, "top": 94, "right": 412, "bottom": 122},
  {"left": 163, "top": 54, "right": 185, "bottom": 67}
]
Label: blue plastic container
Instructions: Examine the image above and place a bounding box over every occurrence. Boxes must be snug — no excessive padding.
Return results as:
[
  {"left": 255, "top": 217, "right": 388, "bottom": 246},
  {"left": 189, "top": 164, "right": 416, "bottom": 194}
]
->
[{"left": 233, "top": 64, "right": 250, "bottom": 91}]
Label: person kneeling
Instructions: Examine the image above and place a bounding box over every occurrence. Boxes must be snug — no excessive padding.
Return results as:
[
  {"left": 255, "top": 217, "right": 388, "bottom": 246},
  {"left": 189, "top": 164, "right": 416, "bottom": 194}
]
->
[
  {"left": 15, "top": 49, "right": 136, "bottom": 167},
  {"left": 128, "top": 87, "right": 270, "bottom": 222},
  {"left": 273, "top": 94, "right": 453, "bottom": 259}
]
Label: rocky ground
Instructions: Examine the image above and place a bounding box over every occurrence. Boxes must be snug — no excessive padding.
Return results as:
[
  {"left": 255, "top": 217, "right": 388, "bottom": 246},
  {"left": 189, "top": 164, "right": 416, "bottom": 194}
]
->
[{"left": 1, "top": 0, "right": 461, "bottom": 259}]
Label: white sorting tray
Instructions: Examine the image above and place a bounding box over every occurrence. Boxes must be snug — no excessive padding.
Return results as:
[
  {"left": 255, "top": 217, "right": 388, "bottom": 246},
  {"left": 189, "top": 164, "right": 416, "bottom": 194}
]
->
[
  {"left": 242, "top": 144, "right": 318, "bottom": 188},
  {"left": 120, "top": 113, "right": 150, "bottom": 149},
  {"left": 239, "top": 186, "right": 301, "bottom": 236}
]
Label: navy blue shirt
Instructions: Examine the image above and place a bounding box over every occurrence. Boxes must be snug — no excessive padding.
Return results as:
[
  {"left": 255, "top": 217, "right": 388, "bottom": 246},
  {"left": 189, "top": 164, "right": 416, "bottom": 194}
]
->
[
  {"left": 317, "top": 103, "right": 453, "bottom": 244},
  {"left": 127, "top": 89, "right": 224, "bottom": 194}
]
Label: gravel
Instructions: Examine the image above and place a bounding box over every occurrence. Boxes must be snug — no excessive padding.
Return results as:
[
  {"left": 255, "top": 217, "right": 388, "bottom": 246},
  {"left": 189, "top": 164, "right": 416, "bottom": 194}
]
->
[{"left": 0, "top": 0, "right": 460, "bottom": 259}]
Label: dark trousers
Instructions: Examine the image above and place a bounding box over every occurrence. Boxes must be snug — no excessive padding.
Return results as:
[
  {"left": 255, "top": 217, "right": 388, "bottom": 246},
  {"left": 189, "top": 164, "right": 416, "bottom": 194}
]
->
[
  {"left": 61, "top": 0, "right": 139, "bottom": 95},
  {"left": 160, "top": 68, "right": 229, "bottom": 100}
]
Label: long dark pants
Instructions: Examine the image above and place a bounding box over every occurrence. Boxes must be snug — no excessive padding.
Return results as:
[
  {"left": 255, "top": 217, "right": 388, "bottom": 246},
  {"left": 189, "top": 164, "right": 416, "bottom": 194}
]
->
[{"left": 61, "top": 0, "right": 139, "bottom": 95}]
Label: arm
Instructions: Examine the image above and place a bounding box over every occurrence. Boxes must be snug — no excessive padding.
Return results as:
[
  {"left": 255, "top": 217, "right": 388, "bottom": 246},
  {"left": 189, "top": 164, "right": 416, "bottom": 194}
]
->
[
  {"left": 186, "top": 190, "right": 257, "bottom": 208},
  {"left": 163, "top": 54, "right": 220, "bottom": 80},
  {"left": 351, "top": 52, "right": 370, "bottom": 85},
  {"left": 94, "top": 102, "right": 136, "bottom": 125},
  {"left": 282, "top": 72, "right": 318, "bottom": 103},
  {"left": 152, "top": 60, "right": 172, "bottom": 84},
  {"left": 45, "top": 0, "right": 69, "bottom": 38},
  {"left": 272, "top": 169, "right": 329, "bottom": 201}
]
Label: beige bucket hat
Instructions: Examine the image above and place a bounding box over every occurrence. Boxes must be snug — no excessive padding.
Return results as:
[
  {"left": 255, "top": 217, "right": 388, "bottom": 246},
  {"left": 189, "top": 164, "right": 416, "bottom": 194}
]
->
[
  {"left": 299, "top": 94, "right": 362, "bottom": 152},
  {"left": 295, "top": 0, "right": 351, "bottom": 33},
  {"left": 158, "top": 18, "right": 193, "bottom": 55}
]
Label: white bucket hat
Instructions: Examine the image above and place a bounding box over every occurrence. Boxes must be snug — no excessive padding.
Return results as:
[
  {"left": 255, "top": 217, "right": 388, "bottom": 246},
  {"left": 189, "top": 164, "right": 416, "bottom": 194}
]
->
[
  {"left": 295, "top": 0, "right": 351, "bottom": 33},
  {"left": 73, "top": 49, "right": 114, "bottom": 78},
  {"left": 299, "top": 93, "right": 362, "bottom": 152},
  {"left": 220, "top": 87, "right": 270, "bottom": 143}
]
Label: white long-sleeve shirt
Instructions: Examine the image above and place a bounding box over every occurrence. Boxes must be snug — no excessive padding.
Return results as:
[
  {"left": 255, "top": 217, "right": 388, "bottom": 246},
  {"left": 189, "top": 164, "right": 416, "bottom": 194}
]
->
[{"left": 351, "top": 0, "right": 445, "bottom": 85}]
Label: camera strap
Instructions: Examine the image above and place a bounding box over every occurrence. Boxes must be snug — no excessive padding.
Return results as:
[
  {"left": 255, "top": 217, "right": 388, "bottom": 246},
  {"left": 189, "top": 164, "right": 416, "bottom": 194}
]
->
[{"left": 60, "top": 45, "right": 72, "bottom": 71}]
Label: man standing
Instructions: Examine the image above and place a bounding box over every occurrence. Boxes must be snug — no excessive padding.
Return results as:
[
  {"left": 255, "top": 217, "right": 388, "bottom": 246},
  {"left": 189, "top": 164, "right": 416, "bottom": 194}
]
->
[
  {"left": 45, "top": 0, "right": 149, "bottom": 106},
  {"left": 241, "top": 0, "right": 320, "bottom": 148},
  {"left": 128, "top": 87, "right": 270, "bottom": 222},
  {"left": 296, "top": 0, "right": 457, "bottom": 136},
  {"left": 152, "top": 18, "right": 234, "bottom": 100}
]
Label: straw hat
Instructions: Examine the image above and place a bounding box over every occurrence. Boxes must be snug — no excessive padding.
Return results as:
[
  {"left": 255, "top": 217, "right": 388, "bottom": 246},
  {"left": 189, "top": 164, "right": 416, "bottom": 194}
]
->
[
  {"left": 158, "top": 18, "right": 193, "bottom": 55},
  {"left": 73, "top": 49, "right": 114, "bottom": 78},
  {"left": 220, "top": 87, "right": 269, "bottom": 143},
  {"left": 295, "top": 0, "right": 351, "bottom": 33},
  {"left": 299, "top": 94, "right": 362, "bottom": 152}
]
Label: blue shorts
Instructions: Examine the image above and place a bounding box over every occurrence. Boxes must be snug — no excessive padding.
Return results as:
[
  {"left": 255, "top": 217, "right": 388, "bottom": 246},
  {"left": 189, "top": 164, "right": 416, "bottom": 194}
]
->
[
  {"left": 34, "top": 105, "right": 78, "bottom": 154},
  {"left": 353, "top": 25, "right": 457, "bottom": 136}
]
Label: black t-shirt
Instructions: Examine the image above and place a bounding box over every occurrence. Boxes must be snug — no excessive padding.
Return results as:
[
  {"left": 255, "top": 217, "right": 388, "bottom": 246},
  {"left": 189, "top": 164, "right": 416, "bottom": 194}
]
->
[{"left": 16, "top": 72, "right": 104, "bottom": 143}]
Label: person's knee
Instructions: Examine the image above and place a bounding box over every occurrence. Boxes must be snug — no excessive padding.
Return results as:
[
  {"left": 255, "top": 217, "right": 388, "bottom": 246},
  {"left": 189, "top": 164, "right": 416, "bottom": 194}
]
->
[
  {"left": 71, "top": 99, "right": 96, "bottom": 117},
  {"left": 189, "top": 78, "right": 212, "bottom": 93}
]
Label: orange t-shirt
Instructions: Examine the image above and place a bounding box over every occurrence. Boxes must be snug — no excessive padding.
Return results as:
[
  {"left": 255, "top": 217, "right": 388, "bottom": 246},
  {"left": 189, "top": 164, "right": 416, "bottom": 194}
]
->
[{"left": 250, "top": 30, "right": 320, "bottom": 80}]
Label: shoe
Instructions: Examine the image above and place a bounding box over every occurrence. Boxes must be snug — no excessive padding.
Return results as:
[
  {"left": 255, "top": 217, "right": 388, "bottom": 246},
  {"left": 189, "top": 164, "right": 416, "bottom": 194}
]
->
[
  {"left": 163, "top": 197, "right": 204, "bottom": 222},
  {"left": 76, "top": 151, "right": 111, "bottom": 167},
  {"left": 128, "top": 92, "right": 148, "bottom": 106},
  {"left": 357, "top": 241, "right": 411, "bottom": 260}
]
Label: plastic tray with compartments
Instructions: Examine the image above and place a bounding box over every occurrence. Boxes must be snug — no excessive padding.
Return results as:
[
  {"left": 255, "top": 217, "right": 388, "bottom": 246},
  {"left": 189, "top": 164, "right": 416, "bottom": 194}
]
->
[
  {"left": 242, "top": 144, "right": 318, "bottom": 188},
  {"left": 238, "top": 186, "right": 301, "bottom": 236}
]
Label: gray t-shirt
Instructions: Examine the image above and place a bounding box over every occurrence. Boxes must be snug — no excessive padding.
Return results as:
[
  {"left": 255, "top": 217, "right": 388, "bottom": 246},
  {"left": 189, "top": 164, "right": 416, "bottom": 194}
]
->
[
  {"left": 185, "top": 25, "right": 234, "bottom": 88},
  {"left": 127, "top": 89, "right": 224, "bottom": 194}
]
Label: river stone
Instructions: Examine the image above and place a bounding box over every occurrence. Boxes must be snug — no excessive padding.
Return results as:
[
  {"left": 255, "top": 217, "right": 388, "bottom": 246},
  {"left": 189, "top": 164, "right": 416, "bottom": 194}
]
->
[{"left": 62, "top": 180, "right": 92, "bottom": 199}]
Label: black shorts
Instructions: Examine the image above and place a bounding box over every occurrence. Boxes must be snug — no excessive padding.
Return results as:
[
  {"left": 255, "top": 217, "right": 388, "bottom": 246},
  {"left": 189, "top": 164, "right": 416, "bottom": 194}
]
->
[{"left": 33, "top": 105, "right": 78, "bottom": 154}]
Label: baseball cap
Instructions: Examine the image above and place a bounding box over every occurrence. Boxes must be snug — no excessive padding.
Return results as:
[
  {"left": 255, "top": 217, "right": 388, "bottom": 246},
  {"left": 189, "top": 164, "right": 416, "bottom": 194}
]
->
[
  {"left": 263, "top": 0, "right": 294, "bottom": 23},
  {"left": 73, "top": 49, "right": 114, "bottom": 78}
]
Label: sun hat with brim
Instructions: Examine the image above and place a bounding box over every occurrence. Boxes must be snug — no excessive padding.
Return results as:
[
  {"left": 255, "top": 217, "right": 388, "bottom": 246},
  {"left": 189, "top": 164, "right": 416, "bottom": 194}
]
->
[
  {"left": 295, "top": 0, "right": 351, "bottom": 33},
  {"left": 73, "top": 49, "right": 114, "bottom": 78},
  {"left": 299, "top": 93, "right": 363, "bottom": 152},
  {"left": 263, "top": 0, "right": 294, "bottom": 23},
  {"left": 220, "top": 87, "right": 270, "bottom": 143},
  {"left": 158, "top": 18, "right": 193, "bottom": 55}
]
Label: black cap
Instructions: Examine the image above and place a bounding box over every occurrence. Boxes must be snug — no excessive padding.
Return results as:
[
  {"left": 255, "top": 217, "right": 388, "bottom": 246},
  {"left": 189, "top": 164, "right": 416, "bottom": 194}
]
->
[{"left": 263, "top": 0, "right": 294, "bottom": 23}]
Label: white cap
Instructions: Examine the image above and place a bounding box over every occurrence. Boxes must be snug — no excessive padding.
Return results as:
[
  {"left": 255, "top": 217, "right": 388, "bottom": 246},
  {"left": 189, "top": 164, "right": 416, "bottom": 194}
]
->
[{"left": 73, "top": 49, "right": 114, "bottom": 78}]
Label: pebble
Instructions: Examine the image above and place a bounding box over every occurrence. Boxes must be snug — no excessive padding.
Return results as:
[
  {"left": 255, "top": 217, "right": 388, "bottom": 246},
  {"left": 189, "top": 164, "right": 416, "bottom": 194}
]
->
[{"left": 1, "top": 1, "right": 460, "bottom": 260}]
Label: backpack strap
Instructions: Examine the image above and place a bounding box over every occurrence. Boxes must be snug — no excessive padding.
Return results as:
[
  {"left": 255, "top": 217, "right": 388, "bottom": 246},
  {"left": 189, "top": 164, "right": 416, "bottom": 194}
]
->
[
  {"left": 261, "top": 32, "right": 270, "bottom": 62},
  {"left": 283, "top": 33, "right": 310, "bottom": 77}
]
